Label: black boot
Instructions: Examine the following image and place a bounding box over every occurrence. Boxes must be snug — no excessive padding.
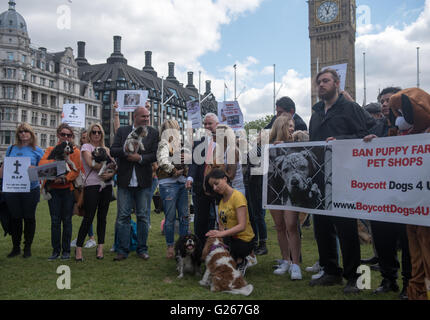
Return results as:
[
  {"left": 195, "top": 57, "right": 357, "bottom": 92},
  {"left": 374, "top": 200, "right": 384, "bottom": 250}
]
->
[
  {"left": 255, "top": 240, "right": 268, "bottom": 255},
  {"left": 23, "top": 245, "right": 32, "bottom": 258},
  {"left": 399, "top": 279, "right": 409, "bottom": 300},
  {"left": 7, "top": 247, "right": 21, "bottom": 258}
]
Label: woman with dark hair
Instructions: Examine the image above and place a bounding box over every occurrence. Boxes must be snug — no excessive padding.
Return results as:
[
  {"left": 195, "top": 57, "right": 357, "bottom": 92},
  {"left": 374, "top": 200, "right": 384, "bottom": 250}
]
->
[
  {"left": 40, "top": 123, "right": 81, "bottom": 261},
  {"left": 205, "top": 168, "right": 255, "bottom": 275},
  {"left": 0, "top": 123, "right": 44, "bottom": 258},
  {"left": 75, "top": 123, "right": 116, "bottom": 261}
]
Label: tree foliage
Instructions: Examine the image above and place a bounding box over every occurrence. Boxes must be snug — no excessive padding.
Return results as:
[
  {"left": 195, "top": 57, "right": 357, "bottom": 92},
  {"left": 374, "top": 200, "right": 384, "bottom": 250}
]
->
[{"left": 244, "top": 114, "right": 273, "bottom": 133}]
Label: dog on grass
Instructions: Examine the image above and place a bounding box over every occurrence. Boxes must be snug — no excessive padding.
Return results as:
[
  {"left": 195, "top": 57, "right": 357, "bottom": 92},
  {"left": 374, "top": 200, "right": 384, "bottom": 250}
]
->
[
  {"left": 199, "top": 237, "right": 253, "bottom": 296},
  {"left": 174, "top": 234, "right": 202, "bottom": 279}
]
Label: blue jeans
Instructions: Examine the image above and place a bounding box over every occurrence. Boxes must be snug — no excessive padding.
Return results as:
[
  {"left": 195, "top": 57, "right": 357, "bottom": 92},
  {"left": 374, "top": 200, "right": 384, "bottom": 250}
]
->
[
  {"left": 159, "top": 182, "right": 189, "bottom": 246},
  {"left": 48, "top": 188, "right": 74, "bottom": 255},
  {"left": 116, "top": 186, "right": 152, "bottom": 256}
]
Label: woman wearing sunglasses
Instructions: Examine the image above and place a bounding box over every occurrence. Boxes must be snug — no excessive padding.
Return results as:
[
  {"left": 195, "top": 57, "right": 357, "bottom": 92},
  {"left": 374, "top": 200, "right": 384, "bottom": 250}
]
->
[
  {"left": 0, "top": 123, "right": 44, "bottom": 258},
  {"left": 39, "top": 123, "right": 81, "bottom": 261},
  {"left": 75, "top": 123, "right": 116, "bottom": 261}
]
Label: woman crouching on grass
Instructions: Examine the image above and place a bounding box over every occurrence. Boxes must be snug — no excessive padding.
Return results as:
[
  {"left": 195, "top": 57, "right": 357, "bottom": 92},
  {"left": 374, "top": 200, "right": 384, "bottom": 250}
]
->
[{"left": 205, "top": 168, "right": 255, "bottom": 276}]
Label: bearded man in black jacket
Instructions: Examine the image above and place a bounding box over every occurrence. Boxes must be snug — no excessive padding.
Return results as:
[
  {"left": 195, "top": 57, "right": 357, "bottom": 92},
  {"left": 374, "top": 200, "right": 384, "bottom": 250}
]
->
[{"left": 308, "top": 68, "right": 368, "bottom": 294}]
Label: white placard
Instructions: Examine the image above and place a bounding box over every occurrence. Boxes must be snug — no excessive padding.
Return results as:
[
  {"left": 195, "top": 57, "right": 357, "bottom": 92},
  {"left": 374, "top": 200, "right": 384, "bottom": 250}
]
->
[
  {"left": 217, "top": 101, "right": 244, "bottom": 131},
  {"left": 186, "top": 101, "right": 202, "bottom": 129},
  {"left": 263, "top": 134, "right": 430, "bottom": 227},
  {"left": 62, "top": 103, "right": 86, "bottom": 128},
  {"left": 28, "top": 161, "right": 67, "bottom": 182},
  {"left": 322, "top": 63, "right": 347, "bottom": 91},
  {"left": 2, "top": 157, "right": 31, "bottom": 192},
  {"left": 117, "top": 90, "right": 148, "bottom": 112}
]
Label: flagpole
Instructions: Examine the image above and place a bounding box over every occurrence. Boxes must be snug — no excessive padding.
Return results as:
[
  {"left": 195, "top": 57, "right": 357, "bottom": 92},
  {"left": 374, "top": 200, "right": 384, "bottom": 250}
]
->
[
  {"left": 224, "top": 82, "right": 226, "bottom": 102},
  {"left": 273, "top": 64, "right": 276, "bottom": 116},
  {"left": 363, "top": 52, "right": 367, "bottom": 106},
  {"left": 417, "top": 47, "right": 420, "bottom": 88},
  {"left": 234, "top": 64, "right": 237, "bottom": 101}
]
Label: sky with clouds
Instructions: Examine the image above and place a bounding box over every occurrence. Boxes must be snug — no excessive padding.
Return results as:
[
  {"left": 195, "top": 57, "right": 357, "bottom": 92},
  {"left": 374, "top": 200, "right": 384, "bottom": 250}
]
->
[{"left": 12, "top": 0, "right": 430, "bottom": 126}]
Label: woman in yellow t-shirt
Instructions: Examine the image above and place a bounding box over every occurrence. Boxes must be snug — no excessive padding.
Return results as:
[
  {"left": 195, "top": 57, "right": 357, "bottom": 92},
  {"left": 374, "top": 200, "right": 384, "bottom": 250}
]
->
[{"left": 205, "top": 169, "right": 255, "bottom": 274}]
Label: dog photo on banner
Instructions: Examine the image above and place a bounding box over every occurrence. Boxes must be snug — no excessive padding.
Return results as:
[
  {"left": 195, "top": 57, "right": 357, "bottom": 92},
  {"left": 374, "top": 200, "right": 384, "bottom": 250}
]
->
[{"left": 263, "top": 143, "right": 332, "bottom": 211}]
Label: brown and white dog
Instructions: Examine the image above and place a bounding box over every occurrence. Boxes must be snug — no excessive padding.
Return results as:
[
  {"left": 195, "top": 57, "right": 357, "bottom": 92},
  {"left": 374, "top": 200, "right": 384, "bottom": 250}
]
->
[{"left": 199, "top": 237, "right": 253, "bottom": 296}]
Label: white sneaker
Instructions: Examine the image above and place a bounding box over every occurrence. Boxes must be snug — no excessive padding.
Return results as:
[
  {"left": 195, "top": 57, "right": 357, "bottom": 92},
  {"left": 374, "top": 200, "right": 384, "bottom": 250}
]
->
[
  {"left": 290, "top": 264, "right": 302, "bottom": 280},
  {"left": 246, "top": 254, "right": 258, "bottom": 267},
  {"left": 84, "top": 239, "right": 97, "bottom": 249},
  {"left": 311, "top": 269, "right": 325, "bottom": 280},
  {"left": 305, "top": 261, "right": 321, "bottom": 273},
  {"left": 70, "top": 239, "right": 77, "bottom": 248},
  {"left": 273, "top": 260, "right": 291, "bottom": 275}
]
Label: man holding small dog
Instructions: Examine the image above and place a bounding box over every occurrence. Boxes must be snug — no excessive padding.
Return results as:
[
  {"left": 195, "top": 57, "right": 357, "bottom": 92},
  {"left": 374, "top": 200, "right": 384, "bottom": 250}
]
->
[
  {"left": 308, "top": 68, "right": 368, "bottom": 294},
  {"left": 110, "top": 105, "right": 158, "bottom": 261}
]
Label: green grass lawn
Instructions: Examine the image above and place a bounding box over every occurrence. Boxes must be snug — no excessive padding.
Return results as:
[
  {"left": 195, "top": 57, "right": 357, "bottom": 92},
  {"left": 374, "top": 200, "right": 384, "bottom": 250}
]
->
[{"left": 0, "top": 194, "right": 403, "bottom": 300}]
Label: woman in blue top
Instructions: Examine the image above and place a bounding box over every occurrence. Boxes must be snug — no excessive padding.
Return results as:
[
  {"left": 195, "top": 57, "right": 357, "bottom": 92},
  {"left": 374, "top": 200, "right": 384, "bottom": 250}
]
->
[{"left": 0, "top": 123, "right": 44, "bottom": 258}]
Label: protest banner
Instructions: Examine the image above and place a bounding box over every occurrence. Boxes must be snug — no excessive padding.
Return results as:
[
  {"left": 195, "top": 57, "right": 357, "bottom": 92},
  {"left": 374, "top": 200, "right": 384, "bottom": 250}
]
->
[
  {"left": 62, "top": 103, "right": 86, "bottom": 128},
  {"left": 117, "top": 90, "right": 148, "bottom": 112},
  {"left": 263, "top": 134, "right": 430, "bottom": 226},
  {"left": 217, "top": 101, "right": 244, "bottom": 131},
  {"left": 2, "top": 157, "right": 31, "bottom": 192},
  {"left": 322, "top": 63, "right": 347, "bottom": 91},
  {"left": 186, "top": 101, "right": 202, "bottom": 129}
]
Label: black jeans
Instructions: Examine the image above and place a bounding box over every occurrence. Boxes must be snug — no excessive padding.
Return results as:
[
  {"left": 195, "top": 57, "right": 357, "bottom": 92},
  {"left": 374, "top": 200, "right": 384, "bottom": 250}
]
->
[
  {"left": 5, "top": 187, "right": 40, "bottom": 249},
  {"left": 313, "top": 214, "right": 361, "bottom": 280},
  {"left": 48, "top": 188, "right": 74, "bottom": 255},
  {"left": 77, "top": 185, "right": 112, "bottom": 247},
  {"left": 192, "top": 191, "right": 215, "bottom": 247},
  {"left": 224, "top": 236, "right": 254, "bottom": 261},
  {"left": 370, "top": 220, "right": 411, "bottom": 283},
  {"left": 245, "top": 174, "right": 267, "bottom": 245}
]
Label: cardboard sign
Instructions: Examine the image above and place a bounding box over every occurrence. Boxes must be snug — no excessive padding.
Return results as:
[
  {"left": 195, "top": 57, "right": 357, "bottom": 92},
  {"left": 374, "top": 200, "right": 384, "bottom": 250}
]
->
[
  {"left": 2, "top": 157, "right": 31, "bottom": 192},
  {"left": 186, "top": 101, "right": 202, "bottom": 129},
  {"left": 117, "top": 90, "right": 149, "bottom": 112},
  {"left": 62, "top": 103, "right": 86, "bottom": 128},
  {"left": 28, "top": 161, "right": 67, "bottom": 181},
  {"left": 217, "top": 101, "right": 244, "bottom": 131},
  {"left": 322, "top": 63, "right": 347, "bottom": 91}
]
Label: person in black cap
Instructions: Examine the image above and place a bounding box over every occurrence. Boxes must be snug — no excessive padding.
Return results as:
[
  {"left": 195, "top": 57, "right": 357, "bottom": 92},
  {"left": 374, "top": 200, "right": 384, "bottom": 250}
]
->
[
  {"left": 265, "top": 96, "right": 307, "bottom": 131},
  {"left": 364, "top": 102, "right": 383, "bottom": 120}
]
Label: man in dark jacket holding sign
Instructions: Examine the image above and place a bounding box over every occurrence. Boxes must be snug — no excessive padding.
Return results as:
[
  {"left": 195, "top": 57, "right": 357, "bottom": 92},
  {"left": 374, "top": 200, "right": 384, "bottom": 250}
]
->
[{"left": 308, "top": 68, "right": 368, "bottom": 294}]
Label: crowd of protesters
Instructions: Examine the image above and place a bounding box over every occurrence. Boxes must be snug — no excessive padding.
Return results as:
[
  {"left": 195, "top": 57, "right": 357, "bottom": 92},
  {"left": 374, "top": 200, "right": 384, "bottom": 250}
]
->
[{"left": 1, "top": 68, "right": 429, "bottom": 300}]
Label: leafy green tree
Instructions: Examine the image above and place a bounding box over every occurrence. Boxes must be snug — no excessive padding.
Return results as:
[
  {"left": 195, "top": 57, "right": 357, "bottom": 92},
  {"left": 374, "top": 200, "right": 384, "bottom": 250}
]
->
[{"left": 244, "top": 114, "right": 273, "bottom": 133}]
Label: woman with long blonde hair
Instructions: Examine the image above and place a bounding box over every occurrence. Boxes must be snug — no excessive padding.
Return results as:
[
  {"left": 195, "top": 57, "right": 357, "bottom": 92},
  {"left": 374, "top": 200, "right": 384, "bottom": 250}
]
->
[
  {"left": 0, "top": 123, "right": 44, "bottom": 258},
  {"left": 269, "top": 114, "right": 302, "bottom": 280},
  {"left": 75, "top": 123, "right": 116, "bottom": 261},
  {"left": 157, "top": 119, "right": 190, "bottom": 258}
]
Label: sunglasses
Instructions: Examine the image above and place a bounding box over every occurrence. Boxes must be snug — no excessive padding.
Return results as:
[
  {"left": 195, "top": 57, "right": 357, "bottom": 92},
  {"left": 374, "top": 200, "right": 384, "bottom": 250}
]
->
[
  {"left": 91, "top": 131, "right": 102, "bottom": 135},
  {"left": 18, "top": 130, "right": 30, "bottom": 134},
  {"left": 60, "top": 132, "right": 73, "bottom": 138}
]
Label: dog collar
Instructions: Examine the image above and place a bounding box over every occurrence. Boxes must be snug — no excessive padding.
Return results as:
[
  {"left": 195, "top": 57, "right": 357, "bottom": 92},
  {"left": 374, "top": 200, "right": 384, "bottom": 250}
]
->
[{"left": 209, "top": 243, "right": 229, "bottom": 253}]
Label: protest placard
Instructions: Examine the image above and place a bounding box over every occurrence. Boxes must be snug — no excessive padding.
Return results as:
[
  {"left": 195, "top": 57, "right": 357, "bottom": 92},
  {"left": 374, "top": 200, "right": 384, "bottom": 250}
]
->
[
  {"left": 62, "top": 103, "right": 86, "bottom": 128},
  {"left": 217, "top": 101, "right": 244, "bottom": 131},
  {"left": 186, "top": 101, "right": 202, "bottom": 129},
  {"left": 2, "top": 157, "right": 31, "bottom": 192},
  {"left": 117, "top": 90, "right": 148, "bottom": 112},
  {"left": 28, "top": 161, "right": 67, "bottom": 182}
]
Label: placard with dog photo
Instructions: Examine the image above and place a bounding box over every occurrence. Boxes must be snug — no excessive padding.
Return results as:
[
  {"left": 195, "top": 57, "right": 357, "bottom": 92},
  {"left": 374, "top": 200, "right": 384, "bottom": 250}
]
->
[
  {"left": 62, "top": 103, "right": 86, "bottom": 128},
  {"left": 263, "top": 141, "right": 332, "bottom": 211},
  {"left": 117, "top": 90, "right": 149, "bottom": 112},
  {"left": 28, "top": 161, "right": 67, "bottom": 181}
]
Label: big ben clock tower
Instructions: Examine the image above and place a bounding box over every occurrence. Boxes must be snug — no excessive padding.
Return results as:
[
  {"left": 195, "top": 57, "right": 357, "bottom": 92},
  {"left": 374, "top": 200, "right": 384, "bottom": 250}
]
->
[{"left": 308, "top": 0, "right": 356, "bottom": 106}]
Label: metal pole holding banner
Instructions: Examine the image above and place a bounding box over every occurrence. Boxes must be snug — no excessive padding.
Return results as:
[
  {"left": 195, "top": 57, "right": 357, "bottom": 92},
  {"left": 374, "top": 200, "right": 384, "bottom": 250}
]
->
[
  {"left": 363, "top": 52, "right": 367, "bottom": 106},
  {"left": 273, "top": 64, "right": 276, "bottom": 116},
  {"left": 234, "top": 64, "right": 237, "bottom": 101},
  {"left": 417, "top": 47, "right": 420, "bottom": 88}
]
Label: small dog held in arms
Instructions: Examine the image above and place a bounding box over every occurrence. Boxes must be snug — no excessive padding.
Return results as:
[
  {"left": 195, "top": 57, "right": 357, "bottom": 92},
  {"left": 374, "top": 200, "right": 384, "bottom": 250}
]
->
[
  {"left": 91, "top": 147, "right": 117, "bottom": 189},
  {"left": 125, "top": 126, "right": 147, "bottom": 153},
  {"left": 42, "top": 141, "right": 77, "bottom": 200},
  {"left": 174, "top": 234, "right": 202, "bottom": 279},
  {"left": 199, "top": 237, "right": 253, "bottom": 296}
]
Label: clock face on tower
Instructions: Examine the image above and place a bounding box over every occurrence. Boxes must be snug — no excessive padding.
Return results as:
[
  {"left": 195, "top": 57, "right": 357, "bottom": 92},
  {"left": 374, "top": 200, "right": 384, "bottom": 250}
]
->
[{"left": 317, "top": 1, "right": 339, "bottom": 23}]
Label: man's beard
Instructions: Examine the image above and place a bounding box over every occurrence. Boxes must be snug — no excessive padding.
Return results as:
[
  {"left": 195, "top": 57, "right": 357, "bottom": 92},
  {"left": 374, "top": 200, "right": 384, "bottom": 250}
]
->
[{"left": 318, "top": 86, "right": 337, "bottom": 101}]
